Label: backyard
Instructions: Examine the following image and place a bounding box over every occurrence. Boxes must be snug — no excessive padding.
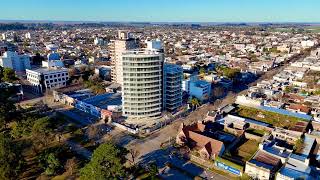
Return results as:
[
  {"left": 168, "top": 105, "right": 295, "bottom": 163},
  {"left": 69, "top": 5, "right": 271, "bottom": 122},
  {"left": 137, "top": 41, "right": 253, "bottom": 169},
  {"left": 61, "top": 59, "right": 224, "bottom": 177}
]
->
[
  {"left": 235, "top": 139, "right": 259, "bottom": 162},
  {"left": 235, "top": 105, "right": 305, "bottom": 128}
]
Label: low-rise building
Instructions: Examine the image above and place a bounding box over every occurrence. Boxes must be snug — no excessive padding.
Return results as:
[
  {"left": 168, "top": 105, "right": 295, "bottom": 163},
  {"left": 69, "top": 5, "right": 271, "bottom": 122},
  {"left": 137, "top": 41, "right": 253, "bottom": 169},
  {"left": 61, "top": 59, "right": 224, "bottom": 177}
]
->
[
  {"left": 176, "top": 122, "right": 225, "bottom": 160},
  {"left": 189, "top": 76, "right": 211, "bottom": 102},
  {"left": 245, "top": 150, "right": 282, "bottom": 180},
  {"left": 26, "top": 67, "right": 69, "bottom": 93}
]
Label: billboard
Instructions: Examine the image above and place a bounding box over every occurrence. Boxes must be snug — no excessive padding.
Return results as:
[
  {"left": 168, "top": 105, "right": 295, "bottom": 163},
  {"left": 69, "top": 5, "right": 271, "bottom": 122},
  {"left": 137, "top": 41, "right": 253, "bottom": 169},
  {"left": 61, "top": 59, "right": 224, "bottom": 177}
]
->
[{"left": 216, "top": 161, "right": 241, "bottom": 176}]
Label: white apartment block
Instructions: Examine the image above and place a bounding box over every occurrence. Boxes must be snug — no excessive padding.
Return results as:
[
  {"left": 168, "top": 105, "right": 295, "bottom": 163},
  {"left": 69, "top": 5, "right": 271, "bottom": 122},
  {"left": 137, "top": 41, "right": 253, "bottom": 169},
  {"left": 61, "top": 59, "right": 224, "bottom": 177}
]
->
[
  {"left": 110, "top": 31, "right": 138, "bottom": 85},
  {"left": 26, "top": 68, "right": 69, "bottom": 94},
  {"left": 122, "top": 49, "right": 164, "bottom": 120},
  {"left": 0, "top": 51, "right": 31, "bottom": 73}
]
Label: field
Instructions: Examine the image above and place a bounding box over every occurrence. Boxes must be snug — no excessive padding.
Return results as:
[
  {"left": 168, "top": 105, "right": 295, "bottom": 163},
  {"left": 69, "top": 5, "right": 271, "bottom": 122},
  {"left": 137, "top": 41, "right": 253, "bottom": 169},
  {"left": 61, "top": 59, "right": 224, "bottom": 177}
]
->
[
  {"left": 246, "top": 128, "right": 266, "bottom": 137},
  {"left": 235, "top": 105, "right": 304, "bottom": 128},
  {"left": 304, "top": 26, "right": 320, "bottom": 33},
  {"left": 236, "top": 140, "right": 259, "bottom": 161}
]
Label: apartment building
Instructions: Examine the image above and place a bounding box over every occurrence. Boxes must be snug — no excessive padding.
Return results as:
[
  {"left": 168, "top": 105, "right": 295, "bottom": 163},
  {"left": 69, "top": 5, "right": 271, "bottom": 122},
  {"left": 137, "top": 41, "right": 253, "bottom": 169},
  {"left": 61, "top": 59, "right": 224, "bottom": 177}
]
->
[
  {"left": 0, "top": 51, "right": 31, "bottom": 73},
  {"left": 163, "top": 64, "right": 183, "bottom": 112},
  {"left": 122, "top": 49, "right": 164, "bottom": 120},
  {"left": 109, "top": 30, "right": 139, "bottom": 85}
]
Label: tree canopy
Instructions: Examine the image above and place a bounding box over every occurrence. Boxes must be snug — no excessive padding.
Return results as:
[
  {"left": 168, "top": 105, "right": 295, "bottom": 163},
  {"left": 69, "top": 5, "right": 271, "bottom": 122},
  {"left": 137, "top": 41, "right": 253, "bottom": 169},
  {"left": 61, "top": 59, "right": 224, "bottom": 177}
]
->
[
  {"left": 1, "top": 67, "right": 18, "bottom": 82},
  {"left": 80, "top": 142, "right": 125, "bottom": 180},
  {"left": 0, "top": 133, "right": 23, "bottom": 180}
]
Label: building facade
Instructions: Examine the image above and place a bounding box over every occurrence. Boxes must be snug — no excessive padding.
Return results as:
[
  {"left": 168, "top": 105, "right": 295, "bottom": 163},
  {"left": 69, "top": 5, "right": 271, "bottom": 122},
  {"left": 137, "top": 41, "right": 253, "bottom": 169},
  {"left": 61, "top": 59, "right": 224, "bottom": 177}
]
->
[
  {"left": 0, "top": 51, "right": 31, "bottom": 73},
  {"left": 109, "top": 31, "right": 138, "bottom": 85},
  {"left": 189, "top": 76, "right": 211, "bottom": 102},
  {"left": 122, "top": 49, "right": 164, "bottom": 119},
  {"left": 26, "top": 68, "right": 69, "bottom": 93},
  {"left": 163, "top": 64, "right": 183, "bottom": 112}
]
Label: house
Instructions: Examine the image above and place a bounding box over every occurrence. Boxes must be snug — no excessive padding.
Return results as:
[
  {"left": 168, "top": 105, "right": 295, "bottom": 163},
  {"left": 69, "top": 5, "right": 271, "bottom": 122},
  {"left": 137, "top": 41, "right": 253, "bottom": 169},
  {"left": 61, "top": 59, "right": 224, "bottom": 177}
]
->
[
  {"left": 189, "top": 76, "right": 211, "bottom": 102},
  {"left": 245, "top": 150, "right": 282, "bottom": 180},
  {"left": 286, "top": 104, "right": 310, "bottom": 115},
  {"left": 176, "top": 122, "right": 225, "bottom": 160},
  {"left": 272, "top": 127, "right": 302, "bottom": 145}
]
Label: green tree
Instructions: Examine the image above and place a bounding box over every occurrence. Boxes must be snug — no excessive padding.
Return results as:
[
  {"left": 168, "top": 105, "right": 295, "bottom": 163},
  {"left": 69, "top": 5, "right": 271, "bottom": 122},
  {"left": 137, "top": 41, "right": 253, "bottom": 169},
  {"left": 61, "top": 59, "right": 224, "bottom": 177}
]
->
[
  {"left": 45, "top": 153, "right": 61, "bottom": 175},
  {"left": 148, "top": 163, "right": 159, "bottom": 179},
  {"left": 80, "top": 142, "right": 125, "bottom": 180},
  {"left": 0, "top": 133, "right": 23, "bottom": 180},
  {"left": 37, "top": 148, "right": 63, "bottom": 176},
  {"left": 2, "top": 68, "right": 18, "bottom": 82},
  {"left": 0, "top": 96, "right": 16, "bottom": 129},
  {"left": 199, "top": 67, "right": 206, "bottom": 75},
  {"left": 189, "top": 97, "right": 201, "bottom": 110},
  {"left": 32, "top": 117, "right": 53, "bottom": 147}
]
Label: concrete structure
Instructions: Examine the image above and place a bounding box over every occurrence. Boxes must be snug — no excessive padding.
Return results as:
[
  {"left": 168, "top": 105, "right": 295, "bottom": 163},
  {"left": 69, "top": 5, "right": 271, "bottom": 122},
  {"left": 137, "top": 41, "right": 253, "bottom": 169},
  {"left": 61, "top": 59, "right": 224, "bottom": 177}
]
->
[
  {"left": 26, "top": 68, "right": 69, "bottom": 93},
  {"left": 189, "top": 76, "right": 211, "bottom": 102},
  {"left": 272, "top": 127, "right": 302, "bottom": 144},
  {"left": 163, "top": 64, "right": 183, "bottom": 112},
  {"left": 122, "top": 49, "right": 164, "bottom": 120},
  {"left": 146, "top": 40, "right": 163, "bottom": 51},
  {"left": 0, "top": 51, "right": 31, "bottom": 73},
  {"left": 245, "top": 150, "right": 282, "bottom": 180},
  {"left": 109, "top": 31, "right": 138, "bottom": 85}
]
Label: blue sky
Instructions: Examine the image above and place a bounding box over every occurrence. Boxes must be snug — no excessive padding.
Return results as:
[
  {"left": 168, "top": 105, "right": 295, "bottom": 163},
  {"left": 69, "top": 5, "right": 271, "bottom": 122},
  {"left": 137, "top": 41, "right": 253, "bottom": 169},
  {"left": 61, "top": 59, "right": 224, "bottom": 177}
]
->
[{"left": 0, "top": 0, "right": 319, "bottom": 22}]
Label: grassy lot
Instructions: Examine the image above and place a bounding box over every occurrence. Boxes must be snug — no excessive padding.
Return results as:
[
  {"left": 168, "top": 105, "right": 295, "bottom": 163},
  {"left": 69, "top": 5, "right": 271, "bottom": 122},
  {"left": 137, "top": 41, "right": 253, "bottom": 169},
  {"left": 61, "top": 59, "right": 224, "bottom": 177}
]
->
[
  {"left": 235, "top": 105, "right": 304, "bottom": 128},
  {"left": 236, "top": 140, "right": 259, "bottom": 161},
  {"left": 305, "top": 26, "right": 320, "bottom": 33},
  {"left": 246, "top": 128, "right": 266, "bottom": 137}
]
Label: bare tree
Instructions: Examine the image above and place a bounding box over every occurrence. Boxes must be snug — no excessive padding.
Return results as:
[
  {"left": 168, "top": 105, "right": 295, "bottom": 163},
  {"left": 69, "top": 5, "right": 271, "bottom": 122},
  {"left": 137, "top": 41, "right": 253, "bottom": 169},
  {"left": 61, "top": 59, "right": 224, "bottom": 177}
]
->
[
  {"left": 65, "top": 157, "right": 78, "bottom": 177},
  {"left": 128, "top": 148, "right": 140, "bottom": 165},
  {"left": 87, "top": 124, "right": 100, "bottom": 140}
]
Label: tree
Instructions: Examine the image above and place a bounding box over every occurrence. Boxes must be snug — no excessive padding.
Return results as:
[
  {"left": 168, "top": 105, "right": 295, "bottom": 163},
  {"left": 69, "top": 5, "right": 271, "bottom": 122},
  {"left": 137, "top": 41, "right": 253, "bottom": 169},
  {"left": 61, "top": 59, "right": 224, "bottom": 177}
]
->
[
  {"left": 0, "top": 133, "right": 23, "bottom": 180},
  {"left": 45, "top": 153, "right": 61, "bottom": 175},
  {"left": 0, "top": 95, "right": 16, "bottom": 129},
  {"left": 80, "top": 142, "right": 125, "bottom": 180},
  {"left": 128, "top": 149, "right": 140, "bottom": 166},
  {"left": 189, "top": 97, "right": 201, "bottom": 110},
  {"left": 2, "top": 68, "right": 18, "bottom": 82},
  {"left": 199, "top": 67, "right": 206, "bottom": 75},
  {"left": 32, "top": 117, "right": 53, "bottom": 148},
  {"left": 64, "top": 157, "right": 78, "bottom": 177},
  {"left": 148, "top": 163, "right": 158, "bottom": 179},
  {"left": 38, "top": 148, "right": 63, "bottom": 176}
]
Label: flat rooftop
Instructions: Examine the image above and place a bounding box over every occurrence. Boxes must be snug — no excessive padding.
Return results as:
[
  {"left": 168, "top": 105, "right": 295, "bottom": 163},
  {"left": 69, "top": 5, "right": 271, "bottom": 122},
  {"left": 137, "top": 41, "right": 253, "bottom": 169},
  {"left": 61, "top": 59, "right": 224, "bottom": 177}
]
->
[{"left": 82, "top": 93, "right": 122, "bottom": 109}]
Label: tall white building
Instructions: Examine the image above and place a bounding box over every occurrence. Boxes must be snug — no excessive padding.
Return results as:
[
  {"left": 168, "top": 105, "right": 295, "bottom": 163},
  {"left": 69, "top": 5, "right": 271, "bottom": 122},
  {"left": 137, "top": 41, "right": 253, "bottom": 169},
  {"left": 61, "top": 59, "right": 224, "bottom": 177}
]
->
[
  {"left": 146, "top": 40, "right": 163, "bottom": 51},
  {"left": 122, "top": 49, "right": 164, "bottom": 120},
  {"left": 0, "top": 51, "right": 31, "bottom": 73},
  {"left": 25, "top": 32, "right": 31, "bottom": 39},
  {"left": 163, "top": 64, "right": 183, "bottom": 112},
  {"left": 109, "top": 31, "right": 138, "bottom": 85},
  {"left": 26, "top": 68, "right": 69, "bottom": 94}
]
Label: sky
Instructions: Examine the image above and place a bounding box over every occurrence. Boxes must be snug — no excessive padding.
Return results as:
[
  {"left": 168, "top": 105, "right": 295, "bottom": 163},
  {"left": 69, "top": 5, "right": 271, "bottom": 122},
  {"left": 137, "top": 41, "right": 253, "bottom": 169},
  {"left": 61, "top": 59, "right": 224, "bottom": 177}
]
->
[{"left": 0, "top": 0, "right": 319, "bottom": 22}]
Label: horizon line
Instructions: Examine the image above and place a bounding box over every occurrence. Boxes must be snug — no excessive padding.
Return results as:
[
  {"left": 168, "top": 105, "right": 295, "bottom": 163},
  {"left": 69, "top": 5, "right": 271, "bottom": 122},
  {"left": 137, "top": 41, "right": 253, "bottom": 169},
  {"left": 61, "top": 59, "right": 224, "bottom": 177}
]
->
[{"left": 0, "top": 19, "right": 320, "bottom": 25}]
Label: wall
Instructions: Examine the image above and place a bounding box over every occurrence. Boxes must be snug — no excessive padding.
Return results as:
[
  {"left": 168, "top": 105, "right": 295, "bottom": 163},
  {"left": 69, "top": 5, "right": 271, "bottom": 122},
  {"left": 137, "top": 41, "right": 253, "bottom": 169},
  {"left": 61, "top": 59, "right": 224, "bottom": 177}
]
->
[
  {"left": 244, "top": 132, "right": 263, "bottom": 141},
  {"left": 111, "top": 122, "right": 138, "bottom": 134},
  {"left": 190, "top": 154, "right": 215, "bottom": 168}
]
